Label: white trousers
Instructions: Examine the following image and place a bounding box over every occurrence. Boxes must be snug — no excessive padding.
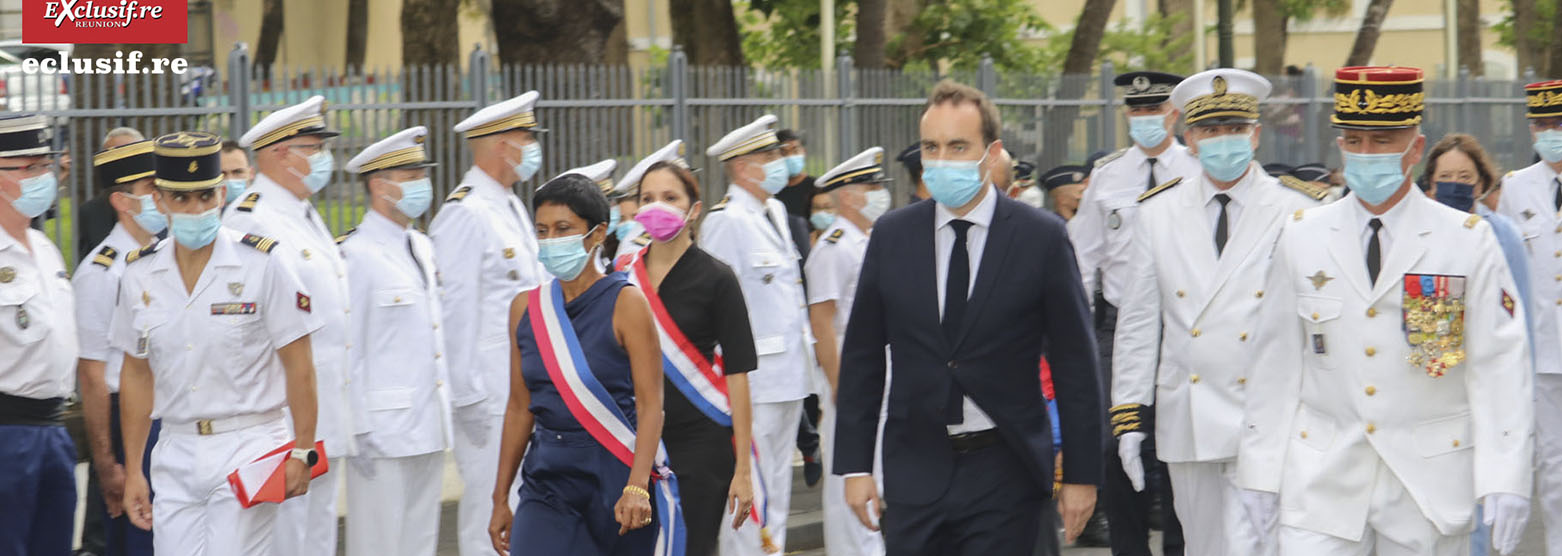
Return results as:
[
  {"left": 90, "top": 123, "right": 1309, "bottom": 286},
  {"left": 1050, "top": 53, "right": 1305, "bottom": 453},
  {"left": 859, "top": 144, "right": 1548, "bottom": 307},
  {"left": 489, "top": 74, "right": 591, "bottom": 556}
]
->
[
  {"left": 720, "top": 399, "right": 803, "bottom": 556},
  {"left": 1279, "top": 459, "right": 1469, "bottom": 556},
  {"left": 1534, "top": 374, "right": 1562, "bottom": 555},
  {"left": 345, "top": 452, "right": 444, "bottom": 556},
  {"left": 454, "top": 404, "right": 519, "bottom": 556},
  {"left": 150, "top": 418, "right": 291, "bottom": 556},
  {"left": 1166, "top": 460, "right": 1270, "bottom": 556},
  {"left": 820, "top": 389, "right": 886, "bottom": 556},
  {"left": 273, "top": 457, "right": 340, "bottom": 556}
]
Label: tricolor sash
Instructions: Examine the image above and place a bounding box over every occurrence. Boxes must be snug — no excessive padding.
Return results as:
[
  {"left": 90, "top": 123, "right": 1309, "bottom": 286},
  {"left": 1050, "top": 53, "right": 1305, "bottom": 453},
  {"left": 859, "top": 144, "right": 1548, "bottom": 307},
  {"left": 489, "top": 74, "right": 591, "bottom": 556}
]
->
[
  {"left": 528, "top": 279, "right": 687, "bottom": 556},
  {"left": 619, "top": 248, "right": 779, "bottom": 553}
]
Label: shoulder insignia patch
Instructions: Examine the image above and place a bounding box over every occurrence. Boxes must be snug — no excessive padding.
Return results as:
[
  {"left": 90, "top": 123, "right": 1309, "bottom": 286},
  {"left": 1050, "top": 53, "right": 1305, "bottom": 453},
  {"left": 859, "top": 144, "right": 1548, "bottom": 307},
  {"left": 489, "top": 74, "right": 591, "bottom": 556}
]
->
[
  {"left": 125, "top": 243, "right": 159, "bottom": 264},
  {"left": 1094, "top": 148, "right": 1127, "bottom": 168},
  {"left": 335, "top": 228, "right": 357, "bottom": 245},
  {"left": 445, "top": 186, "right": 472, "bottom": 202},
  {"left": 631, "top": 232, "right": 651, "bottom": 247},
  {"left": 1464, "top": 214, "right": 1481, "bottom": 229},
  {"left": 1277, "top": 175, "right": 1330, "bottom": 201},
  {"left": 825, "top": 229, "right": 845, "bottom": 244},
  {"left": 235, "top": 191, "right": 260, "bottom": 212},
  {"left": 240, "top": 233, "right": 278, "bottom": 253},
  {"left": 709, "top": 195, "right": 731, "bottom": 212},
  {"left": 91, "top": 245, "right": 119, "bottom": 268},
  {"left": 1137, "top": 177, "right": 1181, "bottom": 203}
]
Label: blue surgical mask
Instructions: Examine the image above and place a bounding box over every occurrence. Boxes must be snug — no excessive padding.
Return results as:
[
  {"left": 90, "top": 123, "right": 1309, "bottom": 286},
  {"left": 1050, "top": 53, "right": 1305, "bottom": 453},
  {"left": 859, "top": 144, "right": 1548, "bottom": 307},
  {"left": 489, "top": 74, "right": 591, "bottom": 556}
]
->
[
  {"left": 5, "top": 172, "right": 57, "bottom": 218},
  {"left": 757, "top": 158, "right": 790, "bottom": 195},
  {"left": 128, "top": 193, "right": 167, "bottom": 235},
  {"left": 391, "top": 178, "right": 434, "bottom": 219},
  {"left": 1342, "top": 142, "right": 1415, "bottom": 206},
  {"left": 1129, "top": 114, "right": 1169, "bottom": 148},
  {"left": 861, "top": 188, "right": 891, "bottom": 222},
  {"left": 512, "top": 142, "right": 543, "bottom": 182},
  {"left": 616, "top": 219, "right": 644, "bottom": 241},
  {"left": 784, "top": 154, "right": 806, "bottom": 177},
  {"left": 608, "top": 205, "right": 622, "bottom": 233},
  {"left": 225, "top": 179, "right": 247, "bottom": 204},
  {"left": 1434, "top": 181, "right": 1476, "bottom": 213},
  {"left": 537, "top": 225, "right": 600, "bottom": 281},
  {"left": 810, "top": 211, "right": 835, "bottom": 231},
  {"left": 1196, "top": 133, "right": 1254, "bottom": 183},
  {"left": 301, "top": 150, "right": 334, "bottom": 193},
  {"left": 1535, "top": 130, "right": 1562, "bottom": 164},
  {"left": 922, "top": 148, "right": 989, "bottom": 208},
  {"left": 169, "top": 206, "right": 222, "bottom": 249}
]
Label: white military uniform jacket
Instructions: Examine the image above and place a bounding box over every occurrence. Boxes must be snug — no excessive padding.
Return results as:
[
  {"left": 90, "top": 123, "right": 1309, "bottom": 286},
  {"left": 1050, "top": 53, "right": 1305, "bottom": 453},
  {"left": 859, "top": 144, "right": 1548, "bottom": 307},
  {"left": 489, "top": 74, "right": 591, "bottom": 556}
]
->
[
  {"left": 1069, "top": 143, "right": 1201, "bottom": 308},
  {"left": 0, "top": 228, "right": 76, "bottom": 400},
  {"left": 428, "top": 167, "right": 545, "bottom": 414},
  {"left": 224, "top": 174, "right": 355, "bottom": 455},
  {"left": 804, "top": 217, "right": 868, "bottom": 347},
  {"left": 699, "top": 184, "right": 814, "bottom": 403},
  {"left": 340, "top": 211, "right": 452, "bottom": 459},
  {"left": 72, "top": 224, "right": 142, "bottom": 392},
  {"left": 1497, "top": 161, "right": 1562, "bottom": 374},
  {"left": 1238, "top": 188, "right": 1533, "bottom": 541},
  {"left": 1113, "top": 166, "right": 1326, "bottom": 463}
]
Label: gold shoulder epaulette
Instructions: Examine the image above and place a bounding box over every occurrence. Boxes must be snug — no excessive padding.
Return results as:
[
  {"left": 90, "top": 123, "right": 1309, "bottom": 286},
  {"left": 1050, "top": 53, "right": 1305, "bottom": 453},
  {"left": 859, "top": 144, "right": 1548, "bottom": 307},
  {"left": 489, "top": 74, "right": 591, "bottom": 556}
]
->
[
  {"left": 631, "top": 232, "right": 651, "bottom": 247},
  {"left": 91, "top": 245, "right": 119, "bottom": 268},
  {"left": 240, "top": 233, "right": 278, "bottom": 253},
  {"left": 1094, "top": 148, "right": 1127, "bottom": 168},
  {"left": 125, "top": 243, "right": 159, "bottom": 264},
  {"left": 1137, "top": 177, "right": 1181, "bottom": 202},
  {"left": 445, "top": 186, "right": 472, "bottom": 202},
  {"left": 708, "top": 195, "right": 731, "bottom": 212},
  {"left": 1464, "top": 214, "right": 1481, "bottom": 229},
  {"left": 335, "top": 228, "right": 357, "bottom": 245},
  {"left": 825, "top": 229, "right": 845, "bottom": 244},
  {"left": 1277, "top": 175, "right": 1329, "bottom": 201},
  {"left": 235, "top": 191, "right": 260, "bottom": 212}
]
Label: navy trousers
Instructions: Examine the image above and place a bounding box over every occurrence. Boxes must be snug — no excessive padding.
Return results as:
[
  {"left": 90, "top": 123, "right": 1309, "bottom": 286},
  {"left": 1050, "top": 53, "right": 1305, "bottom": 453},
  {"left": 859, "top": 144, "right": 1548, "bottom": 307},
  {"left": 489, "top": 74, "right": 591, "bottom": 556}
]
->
[
  {"left": 512, "top": 426, "right": 659, "bottom": 556},
  {"left": 881, "top": 441, "right": 1046, "bottom": 556},
  {"left": 0, "top": 424, "right": 77, "bottom": 556}
]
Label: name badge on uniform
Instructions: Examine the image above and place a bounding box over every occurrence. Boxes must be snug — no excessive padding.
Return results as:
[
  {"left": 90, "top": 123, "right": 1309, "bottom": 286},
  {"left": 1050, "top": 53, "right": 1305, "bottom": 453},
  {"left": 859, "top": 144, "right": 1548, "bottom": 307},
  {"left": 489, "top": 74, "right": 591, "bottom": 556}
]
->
[
  {"left": 1403, "top": 274, "right": 1466, "bottom": 377},
  {"left": 1107, "top": 209, "right": 1122, "bottom": 230},
  {"left": 136, "top": 331, "right": 149, "bottom": 357},
  {"left": 211, "top": 302, "right": 258, "bottom": 315},
  {"left": 1311, "top": 333, "right": 1326, "bottom": 354},
  {"left": 15, "top": 306, "right": 29, "bottom": 330}
]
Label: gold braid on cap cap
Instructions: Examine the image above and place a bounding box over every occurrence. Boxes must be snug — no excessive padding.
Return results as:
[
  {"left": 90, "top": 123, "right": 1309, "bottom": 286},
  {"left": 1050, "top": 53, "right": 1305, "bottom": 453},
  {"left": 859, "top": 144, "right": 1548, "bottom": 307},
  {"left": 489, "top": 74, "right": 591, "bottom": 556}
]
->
[
  {"left": 462, "top": 113, "right": 538, "bottom": 139},
  {"left": 252, "top": 115, "right": 327, "bottom": 149},
  {"left": 357, "top": 146, "right": 429, "bottom": 173}
]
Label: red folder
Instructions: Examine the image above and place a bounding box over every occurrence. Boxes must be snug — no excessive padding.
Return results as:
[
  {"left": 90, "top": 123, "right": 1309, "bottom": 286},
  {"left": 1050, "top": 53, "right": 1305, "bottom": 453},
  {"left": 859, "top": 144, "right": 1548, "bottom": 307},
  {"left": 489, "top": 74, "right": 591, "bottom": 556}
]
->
[{"left": 226, "top": 440, "right": 330, "bottom": 508}]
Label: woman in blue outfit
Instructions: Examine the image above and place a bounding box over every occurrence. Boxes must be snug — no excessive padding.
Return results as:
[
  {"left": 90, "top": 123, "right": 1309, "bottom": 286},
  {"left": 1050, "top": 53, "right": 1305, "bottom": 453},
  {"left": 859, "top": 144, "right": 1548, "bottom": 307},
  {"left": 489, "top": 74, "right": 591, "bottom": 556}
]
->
[{"left": 488, "top": 174, "right": 668, "bottom": 555}]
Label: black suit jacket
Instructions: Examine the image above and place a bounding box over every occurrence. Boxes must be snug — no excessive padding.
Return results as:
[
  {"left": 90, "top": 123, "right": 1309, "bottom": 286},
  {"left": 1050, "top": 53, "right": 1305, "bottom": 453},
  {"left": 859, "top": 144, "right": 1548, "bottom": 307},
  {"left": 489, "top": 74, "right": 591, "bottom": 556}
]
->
[{"left": 834, "top": 191, "right": 1103, "bottom": 505}]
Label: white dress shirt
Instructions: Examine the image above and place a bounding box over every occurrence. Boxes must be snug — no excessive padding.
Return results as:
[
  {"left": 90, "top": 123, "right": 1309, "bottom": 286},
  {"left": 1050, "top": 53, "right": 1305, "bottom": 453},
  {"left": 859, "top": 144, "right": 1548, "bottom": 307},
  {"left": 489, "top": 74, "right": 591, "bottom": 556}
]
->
[
  {"left": 934, "top": 185, "right": 998, "bottom": 434},
  {"left": 1350, "top": 190, "right": 1412, "bottom": 257},
  {"left": 72, "top": 223, "right": 143, "bottom": 392},
  {"left": 1202, "top": 166, "right": 1257, "bottom": 239},
  {"left": 0, "top": 227, "right": 76, "bottom": 399}
]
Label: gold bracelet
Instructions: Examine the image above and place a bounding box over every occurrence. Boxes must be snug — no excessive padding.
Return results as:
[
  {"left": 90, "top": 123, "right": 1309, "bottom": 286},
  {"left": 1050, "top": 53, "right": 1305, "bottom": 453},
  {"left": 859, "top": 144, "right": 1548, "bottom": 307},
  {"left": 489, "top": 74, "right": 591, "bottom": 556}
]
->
[{"left": 623, "top": 485, "right": 651, "bottom": 500}]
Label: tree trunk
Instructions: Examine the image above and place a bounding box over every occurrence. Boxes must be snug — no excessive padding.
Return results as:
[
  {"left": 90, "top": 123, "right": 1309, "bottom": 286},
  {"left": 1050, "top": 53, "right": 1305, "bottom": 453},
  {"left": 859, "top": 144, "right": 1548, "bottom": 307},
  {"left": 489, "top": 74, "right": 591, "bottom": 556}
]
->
[
  {"left": 1042, "top": 0, "right": 1117, "bottom": 169},
  {"left": 255, "top": 0, "right": 285, "bottom": 70},
  {"left": 345, "top": 0, "right": 369, "bottom": 69},
  {"left": 402, "top": 0, "right": 461, "bottom": 67},
  {"left": 1454, "top": 0, "right": 1482, "bottom": 75},
  {"left": 883, "top": 0, "right": 924, "bottom": 69},
  {"left": 1512, "top": 0, "right": 1535, "bottom": 75},
  {"left": 1252, "top": 0, "right": 1288, "bottom": 75},
  {"left": 668, "top": 0, "right": 745, "bottom": 66},
  {"left": 493, "top": 0, "right": 625, "bottom": 65},
  {"left": 1549, "top": 0, "right": 1562, "bottom": 77},
  {"left": 855, "top": 0, "right": 888, "bottom": 68},
  {"left": 1344, "top": 0, "right": 1395, "bottom": 66},
  {"left": 1159, "top": 0, "right": 1194, "bottom": 72},
  {"left": 1062, "top": 0, "right": 1116, "bottom": 75}
]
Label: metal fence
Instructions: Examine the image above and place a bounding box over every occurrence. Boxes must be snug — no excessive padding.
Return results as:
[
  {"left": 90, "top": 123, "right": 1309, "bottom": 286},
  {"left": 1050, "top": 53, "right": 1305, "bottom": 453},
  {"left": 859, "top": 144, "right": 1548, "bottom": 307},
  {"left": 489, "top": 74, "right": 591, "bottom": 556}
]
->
[{"left": 24, "top": 42, "right": 1549, "bottom": 265}]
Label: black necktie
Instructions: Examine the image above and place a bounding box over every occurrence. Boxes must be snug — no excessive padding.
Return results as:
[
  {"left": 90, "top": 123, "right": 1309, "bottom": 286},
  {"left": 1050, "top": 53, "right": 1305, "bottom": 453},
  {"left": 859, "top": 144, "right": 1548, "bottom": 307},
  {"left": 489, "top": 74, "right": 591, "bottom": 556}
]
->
[
  {"left": 1214, "top": 193, "right": 1231, "bottom": 256},
  {"left": 1553, "top": 178, "right": 1561, "bottom": 212},
  {"left": 1367, "top": 218, "right": 1383, "bottom": 286},
  {"left": 407, "top": 236, "right": 428, "bottom": 286},
  {"left": 943, "top": 219, "right": 973, "bottom": 425},
  {"left": 1146, "top": 157, "right": 1159, "bottom": 191},
  {"left": 763, "top": 205, "right": 785, "bottom": 241}
]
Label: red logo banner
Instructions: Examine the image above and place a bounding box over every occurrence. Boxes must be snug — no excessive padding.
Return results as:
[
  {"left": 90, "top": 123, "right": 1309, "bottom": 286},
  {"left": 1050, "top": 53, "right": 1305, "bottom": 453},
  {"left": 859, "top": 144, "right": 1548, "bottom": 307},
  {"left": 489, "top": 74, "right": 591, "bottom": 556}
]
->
[{"left": 23, "top": 0, "right": 187, "bottom": 44}]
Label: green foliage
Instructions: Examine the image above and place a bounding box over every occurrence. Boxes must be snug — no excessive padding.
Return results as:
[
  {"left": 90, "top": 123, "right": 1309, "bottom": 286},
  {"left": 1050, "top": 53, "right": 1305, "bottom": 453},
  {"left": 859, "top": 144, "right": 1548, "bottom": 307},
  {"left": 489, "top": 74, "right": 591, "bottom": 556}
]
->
[
  {"left": 1280, "top": 0, "right": 1350, "bottom": 22},
  {"left": 885, "top": 0, "right": 1053, "bottom": 71},
  {"left": 737, "top": 0, "right": 856, "bottom": 69},
  {"left": 1097, "top": 13, "right": 1195, "bottom": 74},
  {"left": 1494, "top": 0, "right": 1557, "bottom": 63}
]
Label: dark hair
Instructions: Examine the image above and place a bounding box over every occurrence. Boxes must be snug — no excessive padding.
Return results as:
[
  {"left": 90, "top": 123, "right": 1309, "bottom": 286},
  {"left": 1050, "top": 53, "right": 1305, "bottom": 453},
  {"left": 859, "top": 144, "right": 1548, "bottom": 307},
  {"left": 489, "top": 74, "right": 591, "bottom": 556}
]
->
[
  {"left": 1421, "top": 133, "right": 1501, "bottom": 193},
  {"left": 641, "top": 161, "right": 701, "bottom": 204},
  {"left": 534, "top": 173, "right": 611, "bottom": 230},
  {"left": 925, "top": 80, "right": 1001, "bottom": 145},
  {"left": 777, "top": 129, "right": 806, "bottom": 145},
  {"left": 221, "top": 140, "right": 244, "bottom": 154}
]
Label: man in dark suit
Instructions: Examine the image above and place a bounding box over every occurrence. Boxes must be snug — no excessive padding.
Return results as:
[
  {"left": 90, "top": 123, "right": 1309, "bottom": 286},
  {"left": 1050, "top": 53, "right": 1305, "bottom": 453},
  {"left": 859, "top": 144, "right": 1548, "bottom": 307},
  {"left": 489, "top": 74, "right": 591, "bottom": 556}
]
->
[{"left": 836, "top": 79, "right": 1103, "bottom": 555}]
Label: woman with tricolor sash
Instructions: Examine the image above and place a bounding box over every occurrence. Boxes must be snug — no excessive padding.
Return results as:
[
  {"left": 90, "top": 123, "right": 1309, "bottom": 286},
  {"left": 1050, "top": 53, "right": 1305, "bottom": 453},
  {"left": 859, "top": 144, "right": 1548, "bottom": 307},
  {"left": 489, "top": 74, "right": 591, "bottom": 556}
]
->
[
  {"left": 614, "top": 145, "right": 762, "bottom": 556},
  {"left": 487, "top": 174, "right": 684, "bottom": 556}
]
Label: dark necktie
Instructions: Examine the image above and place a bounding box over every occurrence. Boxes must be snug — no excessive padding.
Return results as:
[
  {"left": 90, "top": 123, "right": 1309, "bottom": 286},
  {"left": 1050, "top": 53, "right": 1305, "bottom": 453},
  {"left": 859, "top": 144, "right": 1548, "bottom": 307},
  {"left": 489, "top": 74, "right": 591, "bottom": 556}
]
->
[
  {"left": 1214, "top": 193, "right": 1231, "bottom": 256},
  {"left": 1367, "top": 218, "right": 1383, "bottom": 286},
  {"left": 1146, "top": 157, "right": 1159, "bottom": 191},
  {"left": 1553, "top": 178, "right": 1561, "bottom": 212},
  {"left": 943, "top": 219, "right": 974, "bottom": 425},
  {"left": 407, "top": 236, "right": 428, "bottom": 286},
  {"left": 763, "top": 205, "right": 785, "bottom": 241}
]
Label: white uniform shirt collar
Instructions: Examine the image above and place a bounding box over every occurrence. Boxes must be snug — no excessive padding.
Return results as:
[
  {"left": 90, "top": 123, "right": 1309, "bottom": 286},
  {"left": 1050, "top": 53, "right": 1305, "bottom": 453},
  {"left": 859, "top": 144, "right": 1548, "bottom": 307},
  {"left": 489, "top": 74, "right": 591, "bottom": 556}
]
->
[
  {"left": 148, "top": 231, "right": 241, "bottom": 275},
  {"left": 1136, "top": 141, "right": 1186, "bottom": 167},
  {"left": 725, "top": 183, "right": 769, "bottom": 214},
  {"left": 935, "top": 183, "right": 997, "bottom": 231},
  {"left": 465, "top": 166, "right": 510, "bottom": 200},
  {"left": 1349, "top": 184, "right": 1420, "bottom": 250},
  {"left": 1201, "top": 162, "right": 1257, "bottom": 206},
  {"left": 359, "top": 209, "right": 409, "bottom": 241},
  {"left": 836, "top": 215, "right": 868, "bottom": 239},
  {"left": 103, "top": 223, "right": 141, "bottom": 253},
  {"left": 251, "top": 173, "right": 310, "bottom": 216}
]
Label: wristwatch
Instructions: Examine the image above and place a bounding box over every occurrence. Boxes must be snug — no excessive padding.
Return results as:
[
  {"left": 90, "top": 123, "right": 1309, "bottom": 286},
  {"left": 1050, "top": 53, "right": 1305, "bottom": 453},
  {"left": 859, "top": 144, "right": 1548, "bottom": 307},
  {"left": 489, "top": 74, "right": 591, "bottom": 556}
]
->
[{"left": 289, "top": 447, "right": 319, "bottom": 466}]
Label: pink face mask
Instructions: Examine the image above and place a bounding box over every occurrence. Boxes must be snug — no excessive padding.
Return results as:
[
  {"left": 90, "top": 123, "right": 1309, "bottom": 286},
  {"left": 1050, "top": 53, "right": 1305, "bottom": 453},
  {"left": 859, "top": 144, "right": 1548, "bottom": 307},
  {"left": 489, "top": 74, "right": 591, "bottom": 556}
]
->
[{"left": 634, "top": 201, "right": 689, "bottom": 242}]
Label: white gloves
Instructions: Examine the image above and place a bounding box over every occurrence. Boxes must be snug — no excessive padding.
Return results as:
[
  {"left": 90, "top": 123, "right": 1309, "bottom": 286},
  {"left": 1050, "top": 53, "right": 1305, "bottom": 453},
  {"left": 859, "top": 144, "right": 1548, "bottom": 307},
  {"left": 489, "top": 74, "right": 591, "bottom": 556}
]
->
[
  {"left": 1117, "top": 432, "right": 1146, "bottom": 492},
  {"left": 1484, "top": 493, "right": 1530, "bottom": 555},
  {"left": 1240, "top": 488, "right": 1280, "bottom": 538}
]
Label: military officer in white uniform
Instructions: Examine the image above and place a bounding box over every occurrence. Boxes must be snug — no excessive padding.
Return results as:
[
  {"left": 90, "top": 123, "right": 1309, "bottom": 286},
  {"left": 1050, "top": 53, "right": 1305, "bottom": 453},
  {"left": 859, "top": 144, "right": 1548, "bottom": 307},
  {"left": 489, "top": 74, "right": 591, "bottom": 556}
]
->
[
  {"left": 113, "top": 132, "right": 323, "bottom": 556},
  {"left": 805, "top": 147, "right": 890, "bottom": 556},
  {"left": 1496, "top": 78, "right": 1562, "bottom": 555},
  {"left": 0, "top": 113, "right": 76, "bottom": 556},
  {"left": 1110, "top": 69, "right": 1328, "bottom": 556},
  {"left": 74, "top": 139, "right": 163, "bottom": 556},
  {"left": 432, "top": 90, "right": 549, "bottom": 556},
  {"left": 225, "top": 95, "right": 349, "bottom": 556},
  {"left": 1239, "top": 67, "right": 1534, "bottom": 556},
  {"left": 700, "top": 114, "right": 816, "bottom": 556},
  {"left": 338, "top": 126, "right": 452, "bottom": 556}
]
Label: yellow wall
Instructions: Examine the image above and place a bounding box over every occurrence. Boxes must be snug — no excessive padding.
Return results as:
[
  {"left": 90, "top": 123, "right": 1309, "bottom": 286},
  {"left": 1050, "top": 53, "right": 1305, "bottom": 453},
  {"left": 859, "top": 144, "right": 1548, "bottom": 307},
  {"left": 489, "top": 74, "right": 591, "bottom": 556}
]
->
[{"left": 211, "top": 0, "right": 494, "bottom": 69}]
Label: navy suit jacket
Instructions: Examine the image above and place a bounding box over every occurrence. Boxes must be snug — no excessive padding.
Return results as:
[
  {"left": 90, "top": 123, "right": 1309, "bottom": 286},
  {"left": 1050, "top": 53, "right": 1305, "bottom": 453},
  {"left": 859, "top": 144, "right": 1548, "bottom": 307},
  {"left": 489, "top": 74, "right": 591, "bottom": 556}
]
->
[{"left": 833, "top": 191, "right": 1104, "bottom": 505}]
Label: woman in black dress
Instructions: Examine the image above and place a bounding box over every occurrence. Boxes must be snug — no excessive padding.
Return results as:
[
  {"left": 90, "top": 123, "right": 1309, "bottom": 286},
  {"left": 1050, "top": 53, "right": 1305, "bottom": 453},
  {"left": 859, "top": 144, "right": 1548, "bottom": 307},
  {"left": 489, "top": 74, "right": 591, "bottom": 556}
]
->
[{"left": 619, "top": 154, "right": 758, "bottom": 556}]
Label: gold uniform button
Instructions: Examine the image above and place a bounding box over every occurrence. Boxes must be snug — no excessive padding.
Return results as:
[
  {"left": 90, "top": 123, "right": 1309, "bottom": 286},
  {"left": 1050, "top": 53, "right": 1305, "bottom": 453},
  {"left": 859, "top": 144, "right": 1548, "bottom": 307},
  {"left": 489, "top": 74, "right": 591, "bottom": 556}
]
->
[
  {"left": 1237, "top": 377, "right": 1247, "bottom": 385},
  {"left": 1299, "top": 431, "right": 1308, "bottom": 439},
  {"left": 394, "top": 296, "right": 403, "bottom": 303},
  {"left": 1365, "top": 347, "right": 1377, "bottom": 357},
  {"left": 1239, "top": 332, "right": 1248, "bottom": 341},
  {"left": 1311, "top": 312, "right": 1320, "bottom": 320},
  {"left": 1255, "top": 290, "right": 1264, "bottom": 298},
  {"left": 433, "top": 323, "right": 440, "bottom": 330},
  {"left": 1452, "top": 439, "right": 1461, "bottom": 447},
  {"left": 1190, "top": 374, "right": 1201, "bottom": 383},
  {"left": 1366, "top": 423, "right": 1377, "bottom": 434},
  {"left": 1191, "top": 328, "right": 1202, "bottom": 337},
  {"left": 435, "top": 353, "right": 443, "bottom": 359},
  {"left": 1366, "top": 307, "right": 1377, "bottom": 318},
  {"left": 1365, "top": 386, "right": 1377, "bottom": 396},
  {"left": 1555, "top": 275, "right": 1561, "bottom": 282},
  {"left": 1176, "top": 290, "right": 1185, "bottom": 298},
  {"left": 436, "top": 380, "right": 444, "bottom": 387},
  {"left": 1554, "top": 250, "right": 1560, "bottom": 258}
]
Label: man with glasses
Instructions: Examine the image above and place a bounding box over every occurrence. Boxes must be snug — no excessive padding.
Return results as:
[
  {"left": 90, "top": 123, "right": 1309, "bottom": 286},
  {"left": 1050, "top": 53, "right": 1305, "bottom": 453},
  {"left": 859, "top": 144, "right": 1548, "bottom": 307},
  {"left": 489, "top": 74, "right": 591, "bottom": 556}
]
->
[
  {"left": 1496, "top": 78, "right": 1562, "bottom": 555},
  {"left": 226, "top": 95, "right": 349, "bottom": 556},
  {"left": 0, "top": 113, "right": 76, "bottom": 556}
]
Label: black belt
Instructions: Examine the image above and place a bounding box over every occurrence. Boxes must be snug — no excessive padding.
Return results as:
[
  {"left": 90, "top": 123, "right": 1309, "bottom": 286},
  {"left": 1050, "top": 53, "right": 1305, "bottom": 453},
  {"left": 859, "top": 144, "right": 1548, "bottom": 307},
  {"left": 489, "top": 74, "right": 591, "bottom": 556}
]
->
[
  {"left": 947, "top": 429, "right": 1000, "bottom": 453},
  {"left": 0, "top": 393, "right": 65, "bottom": 426}
]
